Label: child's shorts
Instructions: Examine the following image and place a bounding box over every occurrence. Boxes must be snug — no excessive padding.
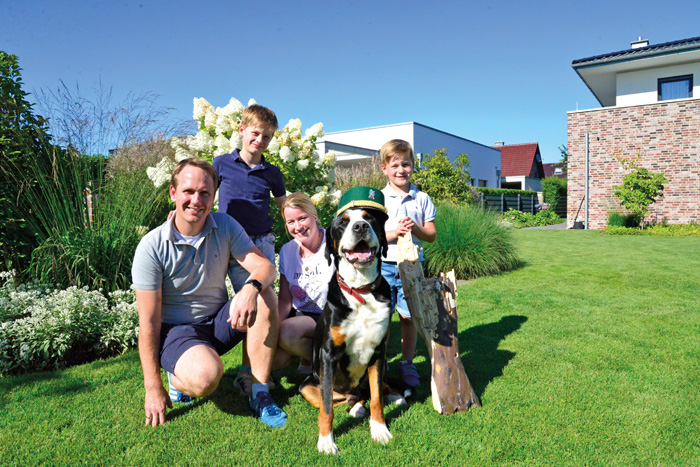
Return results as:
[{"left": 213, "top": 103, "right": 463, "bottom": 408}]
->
[
  {"left": 380, "top": 261, "right": 411, "bottom": 319},
  {"left": 228, "top": 232, "right": 276, "bottom": 292}
]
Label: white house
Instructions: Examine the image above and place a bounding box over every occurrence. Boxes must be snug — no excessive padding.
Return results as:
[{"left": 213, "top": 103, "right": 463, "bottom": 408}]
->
[
  {"left": 317, "top": 122, "right": 502, "bottom": 188},
  {"left": 568, "top": 35, "right": 700, "bottom": 228}
]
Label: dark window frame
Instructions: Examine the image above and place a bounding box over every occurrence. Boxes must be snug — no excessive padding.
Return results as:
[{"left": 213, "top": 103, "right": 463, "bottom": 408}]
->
[{"left": 657, "top": 75, "right": 693, "bottom": 101}]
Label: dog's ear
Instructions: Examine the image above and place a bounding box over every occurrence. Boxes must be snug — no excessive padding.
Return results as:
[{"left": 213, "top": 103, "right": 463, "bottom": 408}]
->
[{"left": 324, "top": 223, "right": 334, "bottom": 266}]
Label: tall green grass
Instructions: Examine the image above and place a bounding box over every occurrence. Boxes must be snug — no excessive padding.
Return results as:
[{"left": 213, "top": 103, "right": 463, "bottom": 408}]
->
[
  {"left": 335, "top": 157, "right": 385, "bottom": 192},
  {"left": 423, "top": 203, "right": 519, "bottom": 279},
  {"left": 21, "top": 149, "right": 170, "bottom": 292}
]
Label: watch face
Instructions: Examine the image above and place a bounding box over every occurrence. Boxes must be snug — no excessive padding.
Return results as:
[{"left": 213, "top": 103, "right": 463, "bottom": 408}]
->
[{"left": 246, "top": 279, "right": 263, "bottom": 292}]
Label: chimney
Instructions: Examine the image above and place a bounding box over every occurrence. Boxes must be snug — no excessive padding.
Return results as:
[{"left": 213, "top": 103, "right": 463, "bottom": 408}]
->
[
  {"left": 631, "top": 37, "right": 649, "bottom": 49},
  {"left": 494, "top": 141, "right": 505, "bottom": 147}
]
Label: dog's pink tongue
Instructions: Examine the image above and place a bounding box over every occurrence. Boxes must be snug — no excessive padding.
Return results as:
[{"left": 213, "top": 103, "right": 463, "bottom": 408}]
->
[{"left": 347, "top": 244, "right": 372, "bottom": 261}]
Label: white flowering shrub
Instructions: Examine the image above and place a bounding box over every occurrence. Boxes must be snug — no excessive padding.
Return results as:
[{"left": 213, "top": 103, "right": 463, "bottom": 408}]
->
[
  {"left": 0, "top": 273, "right": 139, "bottom": 376},
  {"left": 145, "top": 97, "right": 341, "bottom": 230}
]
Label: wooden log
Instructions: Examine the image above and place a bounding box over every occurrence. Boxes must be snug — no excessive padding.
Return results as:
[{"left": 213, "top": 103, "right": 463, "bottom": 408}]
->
[{"left": 396, "top": 234, "right": 481, "bottom": 414}]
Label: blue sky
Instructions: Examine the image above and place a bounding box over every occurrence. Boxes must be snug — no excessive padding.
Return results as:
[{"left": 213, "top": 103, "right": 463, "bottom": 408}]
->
[{"left": 2, "top": 0, "right": 699, "bottom": 162}]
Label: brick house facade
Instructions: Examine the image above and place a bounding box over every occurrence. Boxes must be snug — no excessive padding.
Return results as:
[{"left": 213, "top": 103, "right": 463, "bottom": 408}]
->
[
  {"left": 568, "top": 36, "right": 700, "bottom": 229},
  {"left": 567, "top": 100, "right": 700, "bottom": 229}
]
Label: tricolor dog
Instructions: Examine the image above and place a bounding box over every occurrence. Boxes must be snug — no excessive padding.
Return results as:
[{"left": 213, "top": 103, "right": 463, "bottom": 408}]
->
[{"left": 300, "top": 186, "right": 402, "bottom": 454}]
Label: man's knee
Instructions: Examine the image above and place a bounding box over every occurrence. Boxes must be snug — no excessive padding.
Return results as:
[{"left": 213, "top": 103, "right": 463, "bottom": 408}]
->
[{"left": 175, "top": 347, "right": 224, "bottom": 397}]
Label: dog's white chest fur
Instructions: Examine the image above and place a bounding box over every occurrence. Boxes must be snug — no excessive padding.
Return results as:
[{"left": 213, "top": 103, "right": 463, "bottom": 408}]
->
[{"left": 338, "top": 291, "right": 391, "bottom": 384}]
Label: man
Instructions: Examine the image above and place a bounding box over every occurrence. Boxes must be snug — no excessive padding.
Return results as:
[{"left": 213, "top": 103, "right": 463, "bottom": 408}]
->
[{"left": 132, "top": 158, "right": 287, "bottom": 428}]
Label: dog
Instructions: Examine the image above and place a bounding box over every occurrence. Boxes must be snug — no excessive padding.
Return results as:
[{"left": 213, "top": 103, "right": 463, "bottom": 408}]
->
[{"left": 300, "top": 196, "right": 404, "bottom": 454}]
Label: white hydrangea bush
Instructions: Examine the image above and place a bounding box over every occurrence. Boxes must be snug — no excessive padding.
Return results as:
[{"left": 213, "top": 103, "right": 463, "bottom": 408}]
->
[
  {"left": 0, "top": 272, "right": 138, "bottom": 376},
  {"left": 145, "top": 96, "right": 341, "bottom": 215}
]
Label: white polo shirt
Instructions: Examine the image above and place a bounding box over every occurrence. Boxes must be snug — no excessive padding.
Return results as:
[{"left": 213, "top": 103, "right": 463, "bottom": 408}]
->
[{"left": 382, "top": 183, "right": 436, "bottom": 262}]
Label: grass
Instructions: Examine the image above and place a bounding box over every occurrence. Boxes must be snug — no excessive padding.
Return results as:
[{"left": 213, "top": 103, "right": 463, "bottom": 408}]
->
[{"left": 2, "top": 230, "right": 699, "bottom": 465}]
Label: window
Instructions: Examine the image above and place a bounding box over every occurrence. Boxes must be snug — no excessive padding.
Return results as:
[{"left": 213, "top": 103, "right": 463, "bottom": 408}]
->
[
  {"left": 658, "top": 75, "right": 693, "bottom": 101},
  {"left": 478, "top": 179, "right": 487, "bottom": 187}
]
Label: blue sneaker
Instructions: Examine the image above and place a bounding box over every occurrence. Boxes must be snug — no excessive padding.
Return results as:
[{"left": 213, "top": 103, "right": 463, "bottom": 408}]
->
[
  {"left": 168, "top": 372, "right": 195, "bottom": 404},
  {"left": 249, "top": 391, "right": 287, "bottom": 428}
]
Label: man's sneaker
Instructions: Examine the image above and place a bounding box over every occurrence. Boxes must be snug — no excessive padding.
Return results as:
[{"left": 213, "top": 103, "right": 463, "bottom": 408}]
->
[
  {"left": 249, "top": 391, "right": 287, "bottom": 428},
  {"left": 234, "top": 372, "right": 276, "bottom": 396},
  {"left": 400, "top": 361, "right": 421, "bottom": 388},
  {"left": 168, "top": 372, "right": 195, "bottom": 404}
]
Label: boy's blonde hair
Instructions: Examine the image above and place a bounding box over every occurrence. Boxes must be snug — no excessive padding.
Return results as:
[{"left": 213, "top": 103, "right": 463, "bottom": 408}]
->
[
  {"left": 241, "top": 104, "right": 279, "bottom": 132},
  {"left": 282, "top": 192, "right": 318, "bottom": 231},
  {"left": 380, "top": 139, "right": 415, "bottom": 166}
]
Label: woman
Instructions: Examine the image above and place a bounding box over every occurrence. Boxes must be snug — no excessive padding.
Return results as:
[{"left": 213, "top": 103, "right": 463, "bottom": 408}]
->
[{"left": 274, "top": 192, "right": 334, "bottom": 373}]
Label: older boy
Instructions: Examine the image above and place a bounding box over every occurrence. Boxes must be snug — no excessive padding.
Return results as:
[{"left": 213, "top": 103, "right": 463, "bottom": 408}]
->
[
  {"left": 380, "top": 139, "right": 437, "bottom": 391},
  {"left": 132, "top": 158, "right": 287, "bottom": 428},
  {"left": 212, "top": 104, "right": 286, "bottom": 395}
]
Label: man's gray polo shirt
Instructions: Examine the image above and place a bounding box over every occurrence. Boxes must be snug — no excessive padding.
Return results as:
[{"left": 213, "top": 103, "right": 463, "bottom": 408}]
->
[{"left": 132, "top": 212, "right": 254, "bottom": 325}]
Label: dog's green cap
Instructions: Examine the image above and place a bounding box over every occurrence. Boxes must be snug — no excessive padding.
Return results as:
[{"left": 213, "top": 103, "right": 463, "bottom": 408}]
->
[{"left": 336, "top": 186, "right": 387, "bottom": 216}]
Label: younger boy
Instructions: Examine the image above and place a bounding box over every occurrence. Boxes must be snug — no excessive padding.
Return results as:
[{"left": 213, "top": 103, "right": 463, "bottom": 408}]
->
[
  {"left": 212, "top": 105, "right": 286, "bottom": 396},
  {"left": 380, "top": 139, "right": 437, "bottom": 391}
]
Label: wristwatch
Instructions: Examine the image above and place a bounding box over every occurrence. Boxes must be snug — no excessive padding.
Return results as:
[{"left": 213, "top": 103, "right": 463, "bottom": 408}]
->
[{"left": 244, "top": 278, "right": 263, "bottom": 293}]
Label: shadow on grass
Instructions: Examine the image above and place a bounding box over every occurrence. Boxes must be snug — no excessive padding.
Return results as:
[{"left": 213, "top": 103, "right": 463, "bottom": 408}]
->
[{"left": 459, "top": 315, "right": 528, "bottom": 398}]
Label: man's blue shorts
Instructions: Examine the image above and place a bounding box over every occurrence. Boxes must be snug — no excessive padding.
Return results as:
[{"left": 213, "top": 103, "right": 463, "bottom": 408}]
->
[{"left": 159, "top": 298, "right": 245, "bottom": 374}]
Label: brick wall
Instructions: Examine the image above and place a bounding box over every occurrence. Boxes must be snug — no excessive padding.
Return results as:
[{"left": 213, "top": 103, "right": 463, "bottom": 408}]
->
[{"left": 567, "top": 99, "right": 700, "bottom": 229}]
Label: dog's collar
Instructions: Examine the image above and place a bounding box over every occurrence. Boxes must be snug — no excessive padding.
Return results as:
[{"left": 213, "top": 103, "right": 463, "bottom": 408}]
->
[{"left": 336, "top": 272, "right": 382, "bottom": 305}]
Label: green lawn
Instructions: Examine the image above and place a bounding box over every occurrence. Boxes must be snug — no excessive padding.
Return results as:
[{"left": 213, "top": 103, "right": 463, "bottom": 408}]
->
[{"left": 2, "top": 230, "right": 698, "bottom": 466}]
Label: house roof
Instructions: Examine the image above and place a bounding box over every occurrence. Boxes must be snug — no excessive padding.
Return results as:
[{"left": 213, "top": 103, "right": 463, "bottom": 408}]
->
[
  {"left": 497, "top": 143, "right": 544, "bottom": 178},
  {"left": 572, "top": 35, "right": 700, "bottom": 67},
  {"left": 543, "top": 162, "right": 566, "bottom": 179},
  {"left": 572, "top": 36, "right": 700, "bottom": 107}
]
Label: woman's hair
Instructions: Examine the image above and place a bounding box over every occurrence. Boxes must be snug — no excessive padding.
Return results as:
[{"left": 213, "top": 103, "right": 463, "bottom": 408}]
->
[{"left": 282, "top": 192, "right": 318, "bottom": 219}]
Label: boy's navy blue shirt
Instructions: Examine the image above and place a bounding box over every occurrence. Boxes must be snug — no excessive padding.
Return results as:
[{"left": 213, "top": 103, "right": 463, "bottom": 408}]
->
[{"left": 213, "top": 149, "right": 285, "bottom": 236}]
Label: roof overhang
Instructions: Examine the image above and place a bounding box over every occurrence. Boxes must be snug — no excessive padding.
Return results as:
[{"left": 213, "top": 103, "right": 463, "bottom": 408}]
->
[{"left": 573, "top": 44, "right": 700, "bottom": 107}]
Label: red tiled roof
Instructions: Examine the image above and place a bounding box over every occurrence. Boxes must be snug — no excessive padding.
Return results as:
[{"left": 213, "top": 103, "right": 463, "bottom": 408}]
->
[{"left": 497, "top": 143, "right": 543, "bottom": 177}]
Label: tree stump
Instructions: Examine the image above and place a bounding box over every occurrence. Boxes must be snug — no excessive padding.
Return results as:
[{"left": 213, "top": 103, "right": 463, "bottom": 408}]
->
[{"left": 396, "top": 234, "right": 481, "bottom": 414}]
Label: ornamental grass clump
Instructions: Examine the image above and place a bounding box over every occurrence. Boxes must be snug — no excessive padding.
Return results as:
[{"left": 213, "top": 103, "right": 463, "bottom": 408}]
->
[
  {"left": 21, "top": 148, "right": 169, "bottom": 293},
  {"left": 423, "top": 203, "right": 520, "bottom": 279}
]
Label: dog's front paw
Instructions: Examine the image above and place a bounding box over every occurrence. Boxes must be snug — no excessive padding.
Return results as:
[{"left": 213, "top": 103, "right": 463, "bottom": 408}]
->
[
  {"left": 317, "top": 434, "right": 339, "bottom": 454},
  {"left": 370, "top": 419, "right": 393, "bottom": 445},
  {"left": 349, "top": 402, "right": 367, "bottom": 418}
]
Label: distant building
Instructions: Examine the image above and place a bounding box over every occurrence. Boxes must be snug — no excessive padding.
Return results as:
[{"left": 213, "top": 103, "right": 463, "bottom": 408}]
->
[
  {"left": 494, "top": 142, "right": 544, "bottom": 191},
  {"left": 543, "top": 162, "right": 566, "bottom": 179},
  {"left": 569, "top": 35, "right": 700, "bottom": 228},
  {"left": 317, "top": 122, "right": 501, "bottom": 188}
]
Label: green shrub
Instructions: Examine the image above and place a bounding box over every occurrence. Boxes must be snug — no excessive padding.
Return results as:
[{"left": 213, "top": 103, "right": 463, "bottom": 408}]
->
[
  {"left": 0, "top": 52, "right": 53, "bottom": 272},
  {"left": 607, "top": 211, "right": 640, "bottom": 228},
  {"left": 412, "top": 149, "right": 475, "bottom": 204},
  {"left": 0, "top": 272, "right": 138, "bottom": 375},
  {"left": 474, "top": 187, "right": 537, "bottom": 197},
  {"left": 604, "top": 224, "right": 700, "bottom": 237},
  {"left": 541, "top": 176, "right": 567, "bottom": 210},
  {"left": 423, "top": 203, "right": 520, "bottom": 279},
  {"left": 504, "top": 208, "right": 562, "bottom": 228},
  {"left": 612, "top": 154, "right": 668, "bottom": 228}
]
